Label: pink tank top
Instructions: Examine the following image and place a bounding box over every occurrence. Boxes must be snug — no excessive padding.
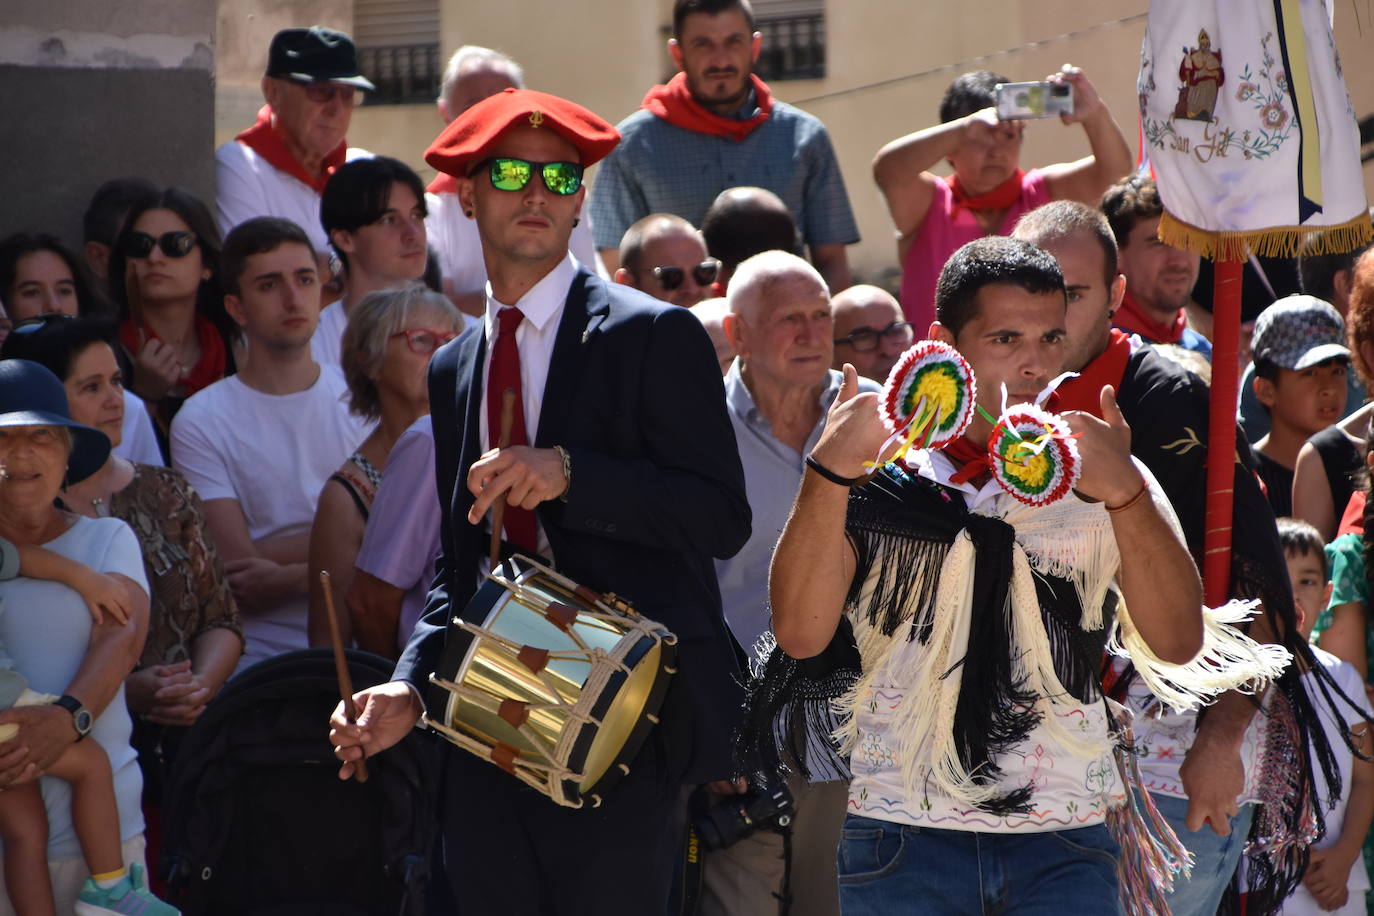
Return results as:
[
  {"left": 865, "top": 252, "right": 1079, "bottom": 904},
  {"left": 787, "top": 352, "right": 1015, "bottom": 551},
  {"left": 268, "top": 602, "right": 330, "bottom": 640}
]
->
[{"left": 898, "top": 169, "right": 1052, "bottom": 332}]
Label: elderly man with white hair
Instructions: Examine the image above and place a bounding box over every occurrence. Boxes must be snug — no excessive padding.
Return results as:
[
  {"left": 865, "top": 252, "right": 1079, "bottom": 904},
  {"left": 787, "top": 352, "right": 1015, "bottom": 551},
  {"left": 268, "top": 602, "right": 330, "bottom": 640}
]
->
[
  {"left": 701, "top": 250, "right": 878, "bottom": 916},
  {"left": 425, "top": 45, "right": 601, "bottom": 316}
]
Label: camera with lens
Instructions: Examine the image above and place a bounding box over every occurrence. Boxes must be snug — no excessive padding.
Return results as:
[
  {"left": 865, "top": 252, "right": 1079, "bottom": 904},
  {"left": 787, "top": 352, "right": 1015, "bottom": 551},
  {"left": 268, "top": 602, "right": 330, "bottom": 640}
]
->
[{"left": 693, "top": 779, "right": 794, "bottom": 850}]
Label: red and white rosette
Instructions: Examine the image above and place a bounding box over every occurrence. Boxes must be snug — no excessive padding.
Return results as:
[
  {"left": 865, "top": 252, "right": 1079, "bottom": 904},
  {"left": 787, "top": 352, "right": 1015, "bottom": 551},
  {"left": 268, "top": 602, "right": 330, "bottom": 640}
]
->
[
  {"left": 878, "top": 341, "right": 977, "bottom": 465},
  {"left": 987, "top": 403, "right": 1081, "bottom": 506}
]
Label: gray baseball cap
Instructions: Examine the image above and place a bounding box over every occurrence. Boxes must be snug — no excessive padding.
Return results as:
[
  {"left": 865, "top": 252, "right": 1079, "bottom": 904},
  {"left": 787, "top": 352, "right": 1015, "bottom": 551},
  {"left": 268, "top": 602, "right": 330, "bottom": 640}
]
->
[{"left": 1251, "top": 294, "right": 1350, "bottom": 371}]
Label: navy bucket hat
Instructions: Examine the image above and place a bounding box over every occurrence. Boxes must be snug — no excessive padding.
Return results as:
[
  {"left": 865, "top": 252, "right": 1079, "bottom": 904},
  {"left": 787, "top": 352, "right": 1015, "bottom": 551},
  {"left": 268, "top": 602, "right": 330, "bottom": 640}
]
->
[{"left": 0, "top": 359, "right": 111, "bottom": 484}]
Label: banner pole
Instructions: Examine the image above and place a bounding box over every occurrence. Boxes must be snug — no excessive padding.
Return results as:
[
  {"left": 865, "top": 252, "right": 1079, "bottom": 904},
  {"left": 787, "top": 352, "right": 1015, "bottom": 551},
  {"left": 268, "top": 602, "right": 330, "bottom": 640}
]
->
[{"left": 1203, "top": 258, "right": 1244, "bottom": 606}]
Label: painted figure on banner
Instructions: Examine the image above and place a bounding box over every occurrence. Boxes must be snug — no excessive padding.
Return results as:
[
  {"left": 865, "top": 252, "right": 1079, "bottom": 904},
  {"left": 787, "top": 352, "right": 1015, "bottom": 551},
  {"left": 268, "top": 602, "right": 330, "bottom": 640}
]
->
[{"left": 1174, "top": 30, "right": 1225, "bottom": 121}]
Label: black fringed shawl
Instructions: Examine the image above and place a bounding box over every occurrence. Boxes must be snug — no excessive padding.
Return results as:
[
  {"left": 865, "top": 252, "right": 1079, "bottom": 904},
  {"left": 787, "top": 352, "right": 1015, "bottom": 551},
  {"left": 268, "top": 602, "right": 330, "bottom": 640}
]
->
[{"left": 737, "top": 464, "right": 1114, "bottom": 815}]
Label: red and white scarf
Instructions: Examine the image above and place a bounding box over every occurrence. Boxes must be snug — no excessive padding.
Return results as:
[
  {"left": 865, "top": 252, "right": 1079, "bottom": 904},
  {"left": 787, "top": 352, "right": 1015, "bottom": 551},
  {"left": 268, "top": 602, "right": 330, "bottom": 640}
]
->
[{"left": 235, "top": 105, "right": 346, "bottom": 193}]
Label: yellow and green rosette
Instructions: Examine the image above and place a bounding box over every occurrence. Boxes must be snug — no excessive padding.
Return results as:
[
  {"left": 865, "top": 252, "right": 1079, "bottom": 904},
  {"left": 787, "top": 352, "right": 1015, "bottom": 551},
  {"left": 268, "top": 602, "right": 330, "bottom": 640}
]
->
[
  {"left": 986, "top": 404, "right": 1080, "bottom": 506},
  {"left": 880, "top": 341, "right": 977, "bottom": 464}
]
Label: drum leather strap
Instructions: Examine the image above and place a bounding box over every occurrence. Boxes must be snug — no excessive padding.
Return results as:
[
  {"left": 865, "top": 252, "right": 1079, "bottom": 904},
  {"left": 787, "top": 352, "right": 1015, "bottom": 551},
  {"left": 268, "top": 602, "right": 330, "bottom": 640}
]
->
[
  {"left": 517, "top": 646, "right": 550, "bottom": 673},
  {"left": 491, "top": 742, "right": 522, "bottom": 774},
  {"left": 498, "top": 699, "right": 530, "bottom": 728}
]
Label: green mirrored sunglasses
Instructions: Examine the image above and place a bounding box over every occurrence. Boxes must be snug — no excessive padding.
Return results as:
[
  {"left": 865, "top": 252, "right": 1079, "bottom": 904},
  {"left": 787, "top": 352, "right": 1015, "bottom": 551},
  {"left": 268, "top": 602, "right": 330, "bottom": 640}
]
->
[{"left": 479, "top": 158, "right": 585, "bottom": 196}]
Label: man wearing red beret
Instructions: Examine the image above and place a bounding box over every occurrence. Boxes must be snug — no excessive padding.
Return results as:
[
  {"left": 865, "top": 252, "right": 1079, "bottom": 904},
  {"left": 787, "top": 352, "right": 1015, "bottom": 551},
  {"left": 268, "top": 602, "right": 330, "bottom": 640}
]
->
[{"left": 330, "top": 88, "right": 752, "bottom": 913}]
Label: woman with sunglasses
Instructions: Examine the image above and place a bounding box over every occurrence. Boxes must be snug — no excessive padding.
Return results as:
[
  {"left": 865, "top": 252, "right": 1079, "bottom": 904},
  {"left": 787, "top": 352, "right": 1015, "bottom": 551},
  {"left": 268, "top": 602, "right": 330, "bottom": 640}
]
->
[
  {"left": 0, "top": 318, "right": 243, "bottom": 874},
  {"left": 108, "top": 189, "right": 240, "bottom": 436},
  {"left": 306, "top": 284, "right": 462, "bottom": 648}
]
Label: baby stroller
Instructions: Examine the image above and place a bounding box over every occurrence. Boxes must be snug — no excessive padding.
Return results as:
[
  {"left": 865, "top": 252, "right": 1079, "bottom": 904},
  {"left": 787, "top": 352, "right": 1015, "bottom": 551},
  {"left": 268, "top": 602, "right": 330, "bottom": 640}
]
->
[{"left": 158, "top": 649, "right": 437, "bottom": 915}]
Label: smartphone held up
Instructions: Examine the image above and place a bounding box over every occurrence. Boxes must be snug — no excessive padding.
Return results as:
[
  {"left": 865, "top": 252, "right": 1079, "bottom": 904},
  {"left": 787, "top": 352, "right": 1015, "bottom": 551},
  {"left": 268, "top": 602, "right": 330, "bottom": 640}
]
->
[{"left": 995, "top": 80, "right": 1074, "bottom": 120}]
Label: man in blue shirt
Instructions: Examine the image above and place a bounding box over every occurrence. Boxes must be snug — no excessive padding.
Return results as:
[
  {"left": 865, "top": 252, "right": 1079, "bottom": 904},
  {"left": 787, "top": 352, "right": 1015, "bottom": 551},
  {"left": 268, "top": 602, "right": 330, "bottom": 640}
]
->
[
  {"left": 706, "top": 249, "right": 878, "bottom": 916},
  {"left": 589, "top": 0, "right": 859, "bottom": 293}
]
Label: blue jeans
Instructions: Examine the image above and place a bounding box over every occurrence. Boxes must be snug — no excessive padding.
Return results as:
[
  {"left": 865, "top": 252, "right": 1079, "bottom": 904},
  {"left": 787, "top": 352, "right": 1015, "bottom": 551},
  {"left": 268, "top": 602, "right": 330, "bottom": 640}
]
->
[
  {"left": 836, "top": 815, "right": 1122, "bottom": 915},
  {"left": 1152, "top": 793, "right": 1255, "bottom": 916}
]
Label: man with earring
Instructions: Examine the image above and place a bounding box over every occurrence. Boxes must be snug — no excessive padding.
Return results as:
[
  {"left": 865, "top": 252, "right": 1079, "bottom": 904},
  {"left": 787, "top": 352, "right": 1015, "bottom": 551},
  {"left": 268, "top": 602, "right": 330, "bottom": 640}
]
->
[{"left": 329, "top": 89, "right": 751, "bottom": 914}]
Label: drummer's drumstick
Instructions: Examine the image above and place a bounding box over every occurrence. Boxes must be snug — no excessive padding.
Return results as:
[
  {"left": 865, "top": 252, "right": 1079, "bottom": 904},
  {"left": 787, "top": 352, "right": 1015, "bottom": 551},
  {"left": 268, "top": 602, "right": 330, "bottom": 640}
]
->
[
  {"left": 488, "top": 387, "right": 517, "bottom": 568},
  {"left": 320, "top": 569, "right": 369, "bottom": 783}
]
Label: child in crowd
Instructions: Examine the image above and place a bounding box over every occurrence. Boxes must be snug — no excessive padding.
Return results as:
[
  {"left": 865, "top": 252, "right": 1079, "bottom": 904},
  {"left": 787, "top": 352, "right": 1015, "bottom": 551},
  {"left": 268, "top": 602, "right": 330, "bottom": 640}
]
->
[
  {"left": 1279, "top": 517, "right": 1374, "bottom": 915},
  {"left": 1251, "top": 297, "right": 1352, "bottom": 518},
  {"left": 0, "top": 536, "right": 178, "bottom": 915}
]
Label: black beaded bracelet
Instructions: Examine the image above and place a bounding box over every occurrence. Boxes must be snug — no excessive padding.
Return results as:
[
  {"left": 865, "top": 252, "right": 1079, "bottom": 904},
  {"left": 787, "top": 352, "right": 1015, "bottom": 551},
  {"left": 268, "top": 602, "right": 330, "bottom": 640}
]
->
[{"left": 804, "top": 454, "right": 867, "bottom": 487}]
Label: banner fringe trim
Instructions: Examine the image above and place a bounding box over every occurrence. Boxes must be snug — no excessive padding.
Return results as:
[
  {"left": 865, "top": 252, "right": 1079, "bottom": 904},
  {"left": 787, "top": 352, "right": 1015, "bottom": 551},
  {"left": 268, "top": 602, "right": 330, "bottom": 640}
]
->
[{"left": 1158, "top": 210, "right": 1373, "bottom": 261}]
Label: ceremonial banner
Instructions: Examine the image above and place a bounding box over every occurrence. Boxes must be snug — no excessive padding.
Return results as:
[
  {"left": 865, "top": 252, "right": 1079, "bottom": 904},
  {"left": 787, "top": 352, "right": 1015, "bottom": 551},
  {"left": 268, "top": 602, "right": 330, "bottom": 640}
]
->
[
  {"left": 1138, "top": 0, "right": 1371, "bottom": 259},
  {"left": 1137, "top": 6, "right": 1372, "bottom": 913}
]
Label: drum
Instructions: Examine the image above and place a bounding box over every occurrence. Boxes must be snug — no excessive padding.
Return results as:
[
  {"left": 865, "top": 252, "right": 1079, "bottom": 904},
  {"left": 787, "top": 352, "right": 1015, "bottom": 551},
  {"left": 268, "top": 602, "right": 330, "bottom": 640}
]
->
[{"left": 424, "top": 555, "right": 677, "bottom": 808}]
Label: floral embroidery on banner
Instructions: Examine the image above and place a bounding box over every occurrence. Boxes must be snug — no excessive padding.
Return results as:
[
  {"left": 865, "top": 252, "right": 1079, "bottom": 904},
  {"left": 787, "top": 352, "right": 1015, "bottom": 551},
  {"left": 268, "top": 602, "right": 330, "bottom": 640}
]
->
[{"left": 1140, "top": 31, "right": 1296, "bottom": 164}]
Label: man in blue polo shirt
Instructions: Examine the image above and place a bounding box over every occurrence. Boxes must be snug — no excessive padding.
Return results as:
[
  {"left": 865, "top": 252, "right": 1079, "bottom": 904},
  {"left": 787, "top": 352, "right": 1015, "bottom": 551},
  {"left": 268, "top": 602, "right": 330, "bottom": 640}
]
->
[
  {"left": 590, "top": 0, "right": 859, "bottom": 293},
  {"left": 705, "top": 249, "right": 877, "bottom": 916}
]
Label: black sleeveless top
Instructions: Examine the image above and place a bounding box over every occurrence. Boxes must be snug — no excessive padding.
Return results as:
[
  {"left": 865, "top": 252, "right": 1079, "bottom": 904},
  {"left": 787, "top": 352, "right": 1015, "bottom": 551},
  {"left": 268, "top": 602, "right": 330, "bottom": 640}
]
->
[{"left": 1307, "top": 425, "right": 1362, "bottom": 520}]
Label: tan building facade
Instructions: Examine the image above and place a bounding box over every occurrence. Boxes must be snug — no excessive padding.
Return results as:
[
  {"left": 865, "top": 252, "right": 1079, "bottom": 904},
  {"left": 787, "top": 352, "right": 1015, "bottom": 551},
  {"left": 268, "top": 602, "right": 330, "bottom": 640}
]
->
[{"left": 215, "top": 0, "right": 1374, "bottom": 286}]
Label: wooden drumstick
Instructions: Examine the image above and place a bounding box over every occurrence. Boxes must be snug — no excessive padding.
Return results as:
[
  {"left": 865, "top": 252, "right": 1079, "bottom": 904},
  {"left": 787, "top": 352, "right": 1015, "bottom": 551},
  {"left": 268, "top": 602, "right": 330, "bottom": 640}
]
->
[
  {"left": 488, "top": 387, "right": 517, "bottom": 569},
  {"left": 320, "top": 569, "right": 368, "bottom": 783}
]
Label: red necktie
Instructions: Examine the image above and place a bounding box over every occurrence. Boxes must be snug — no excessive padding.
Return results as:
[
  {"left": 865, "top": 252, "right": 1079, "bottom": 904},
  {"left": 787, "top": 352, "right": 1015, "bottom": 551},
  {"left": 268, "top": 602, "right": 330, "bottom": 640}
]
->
[{"left": 486, "top": 307, "right": 538, "bottom": 553}]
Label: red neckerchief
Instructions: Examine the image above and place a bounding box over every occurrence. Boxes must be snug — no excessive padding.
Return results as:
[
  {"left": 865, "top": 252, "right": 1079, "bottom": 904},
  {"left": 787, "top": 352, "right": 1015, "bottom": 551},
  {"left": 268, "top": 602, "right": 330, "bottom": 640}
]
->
[
  {"left": 940, "top": 391, "right": 1066, "bottom": 485},
  {"left": 427, "top": 172, "right": 459, "bottom": 195},
  {"left": 119, "top": 314, "right": 227, "bottom": 397},
  {"left": 641, "top": 72, "right": 773, "bottom": 142},
  {"left": 946, "top": 169, "right": 1026, "bottom": 212},
  {"left": 1338, "top": 490, "right": 1365, "bottom": 536},
  {"left": 235, "top": 105, "right": 346, "bottom": 193},
  {"left": 1113, "top": 288, "right": 1186, "bottom": 345},
  {"left": 1056, "top": 330, "right": 1132, "bottom": 417},
  {"left": 944, "top": 435, "right": 992, "bottom": 484}
]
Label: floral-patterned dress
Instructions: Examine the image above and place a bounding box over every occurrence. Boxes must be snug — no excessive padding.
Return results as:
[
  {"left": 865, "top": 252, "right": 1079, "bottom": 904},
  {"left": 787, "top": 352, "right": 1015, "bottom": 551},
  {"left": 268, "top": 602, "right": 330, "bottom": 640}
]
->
[
  {"left": 108, "top": 464, "right": 242, "bottom": 668},
  {"left": 105, "top": 464, "right": 243, "bottom": 800}
]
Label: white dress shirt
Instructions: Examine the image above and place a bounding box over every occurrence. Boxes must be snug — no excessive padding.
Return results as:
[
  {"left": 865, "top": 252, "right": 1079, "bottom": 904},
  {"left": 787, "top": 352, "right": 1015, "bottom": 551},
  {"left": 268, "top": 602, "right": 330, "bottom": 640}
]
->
[
  {"left": 478, "top": 252, "right": 578, "bottom": 451},
  {"left": 476, "top": 252, "right": 580, "bottom": 562}
]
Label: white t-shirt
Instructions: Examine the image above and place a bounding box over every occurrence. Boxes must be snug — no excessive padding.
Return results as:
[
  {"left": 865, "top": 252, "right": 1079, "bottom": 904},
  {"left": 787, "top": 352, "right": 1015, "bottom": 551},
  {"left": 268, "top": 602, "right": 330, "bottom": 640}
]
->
[
  {"left": 311, "top": 299, "right": 346, "bottom": 367},
  {"left": 426, "top": 190, "right": 603, "bottom": 294},
  {"left": 1280, "top": 647, "right": 1372, "bottom": 915},
  {"left": 851, "top": 680, "right": 1122, "bottom": 833},
  {"left": 169, "top": 366, "right": 370, "bottom": 671},
  {"left": 215, "top": 140, "right": 372, "bottom": 251},
  {"left": 115, "top": 389, "right": 163, "bottom": 467},
  {"left": 1119, "top": 661, "right": 1266, "bottom": 805},
  {"left": 0, "top": 516, "right": 147, "bottom": 860}
]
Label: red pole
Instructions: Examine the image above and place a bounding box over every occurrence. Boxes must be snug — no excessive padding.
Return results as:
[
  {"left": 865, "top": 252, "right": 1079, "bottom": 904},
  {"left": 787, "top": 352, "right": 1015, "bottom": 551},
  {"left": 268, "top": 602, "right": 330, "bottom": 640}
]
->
[{"left": 1203, "top": 258, "right": 1244, "bottom": 606}]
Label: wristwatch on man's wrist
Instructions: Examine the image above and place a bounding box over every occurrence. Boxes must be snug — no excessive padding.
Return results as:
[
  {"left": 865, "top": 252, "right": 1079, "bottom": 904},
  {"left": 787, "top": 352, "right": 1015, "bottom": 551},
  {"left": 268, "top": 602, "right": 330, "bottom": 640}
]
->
[
  {"left": 553, "top": 445, "right": 572, "bottom": 502},
  {"left": 54, "top": 694, "right": 93, "bottom": 742}
]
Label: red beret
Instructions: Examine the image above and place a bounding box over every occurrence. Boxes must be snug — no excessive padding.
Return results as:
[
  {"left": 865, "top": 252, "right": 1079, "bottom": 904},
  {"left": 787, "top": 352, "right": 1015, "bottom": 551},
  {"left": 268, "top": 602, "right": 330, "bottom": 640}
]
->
[{"left": 425, "top": 88, "right": 620, "bottom": 178}]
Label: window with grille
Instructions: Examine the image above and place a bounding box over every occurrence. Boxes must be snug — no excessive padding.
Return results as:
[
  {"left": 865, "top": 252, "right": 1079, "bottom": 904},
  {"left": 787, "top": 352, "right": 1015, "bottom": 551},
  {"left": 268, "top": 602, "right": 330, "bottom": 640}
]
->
[
  {"left": 353, "top": 0, "right": 440, "bottom": 105},
  {"left": 754, "top": 0, "right": 824, "bottom": 81}
]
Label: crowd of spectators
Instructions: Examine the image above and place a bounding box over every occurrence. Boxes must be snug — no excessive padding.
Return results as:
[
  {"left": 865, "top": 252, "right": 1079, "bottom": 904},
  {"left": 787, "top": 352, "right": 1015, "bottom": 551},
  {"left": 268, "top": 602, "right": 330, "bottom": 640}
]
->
[{"left": 1, "top": 1, "right": 1373, "bottom": 914}]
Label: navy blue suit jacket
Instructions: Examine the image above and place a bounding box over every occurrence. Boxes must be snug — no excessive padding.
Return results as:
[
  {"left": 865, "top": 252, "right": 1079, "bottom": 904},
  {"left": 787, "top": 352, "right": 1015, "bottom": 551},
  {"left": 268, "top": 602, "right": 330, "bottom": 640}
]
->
[{"left": 394, "top": 268, "right": 751, "bottom": 783}]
